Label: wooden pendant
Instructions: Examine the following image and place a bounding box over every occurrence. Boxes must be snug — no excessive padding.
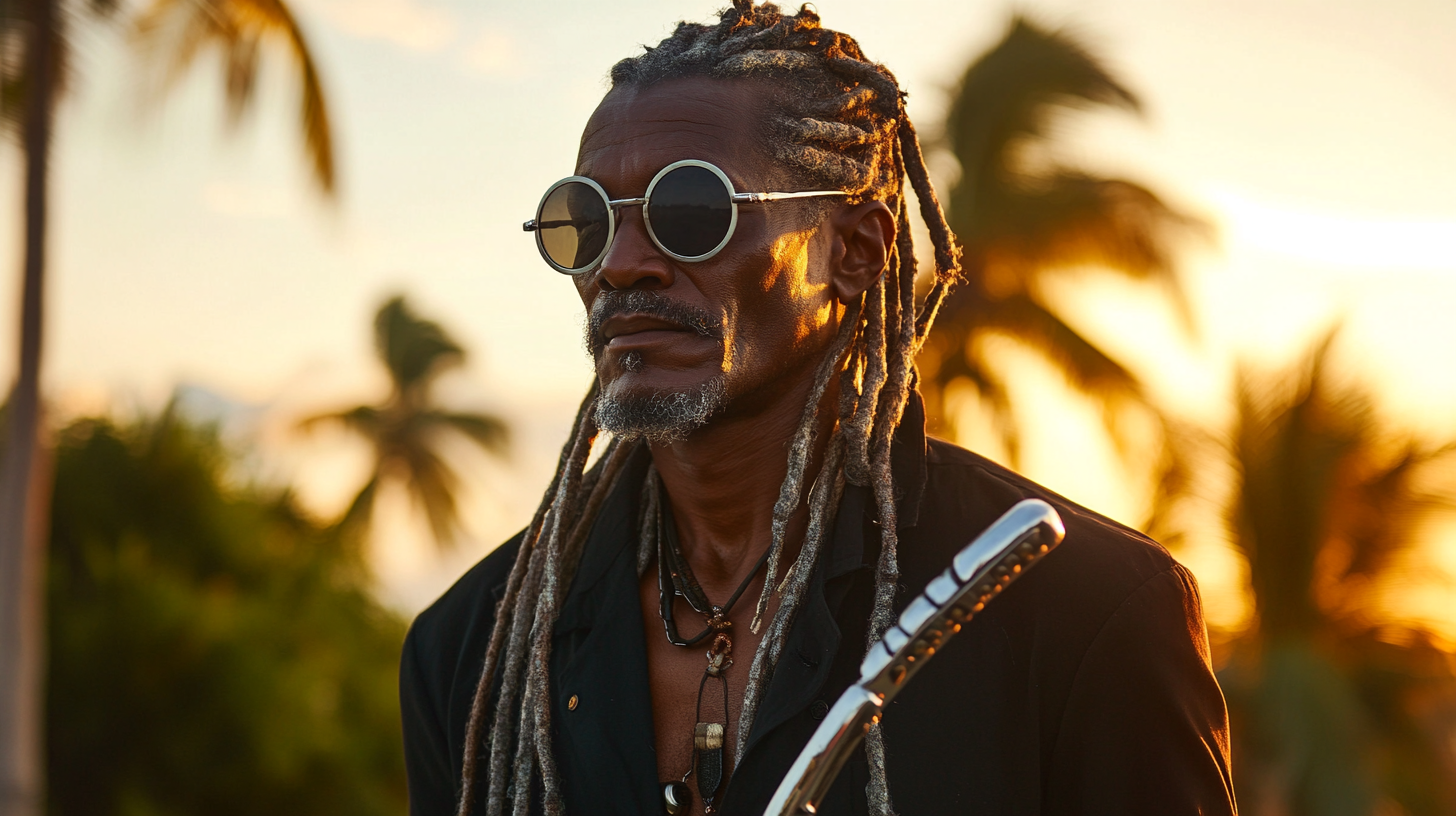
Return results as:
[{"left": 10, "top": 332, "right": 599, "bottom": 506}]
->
[{"left": 694, "top": 722, "right": 725, "bottom": 807}]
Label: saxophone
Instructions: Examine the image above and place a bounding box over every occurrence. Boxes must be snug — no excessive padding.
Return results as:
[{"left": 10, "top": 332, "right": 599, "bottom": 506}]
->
[{"left": 764, "top": 499, "right": 1066, "bottom": 815}]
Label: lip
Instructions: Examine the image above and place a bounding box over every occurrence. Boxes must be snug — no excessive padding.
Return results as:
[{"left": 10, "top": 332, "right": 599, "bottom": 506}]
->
[{"left": 602, "top": 313, "right": 692, "bottom": 343}]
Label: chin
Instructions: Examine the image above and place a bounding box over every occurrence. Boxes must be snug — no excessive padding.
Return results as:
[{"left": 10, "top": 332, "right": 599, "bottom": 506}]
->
[{"left": 595, "top": 372, "right": 729, "bottom": 444}]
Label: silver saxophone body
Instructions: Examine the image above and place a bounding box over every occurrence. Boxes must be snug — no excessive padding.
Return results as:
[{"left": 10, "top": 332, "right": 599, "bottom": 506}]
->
[{"left": 763, "top": 499, "right": 1066, "bottom": 816}]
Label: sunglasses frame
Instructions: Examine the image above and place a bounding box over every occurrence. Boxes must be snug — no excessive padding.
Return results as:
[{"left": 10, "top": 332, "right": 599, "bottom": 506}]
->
[{"left": 523, "top": 159, "right": 847, "bottom": 275}]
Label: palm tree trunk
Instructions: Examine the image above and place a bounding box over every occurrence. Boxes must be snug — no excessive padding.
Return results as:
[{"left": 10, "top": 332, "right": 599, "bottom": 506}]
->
[{"left": 0, "top": 1, "right": 56, "bottom": 814}]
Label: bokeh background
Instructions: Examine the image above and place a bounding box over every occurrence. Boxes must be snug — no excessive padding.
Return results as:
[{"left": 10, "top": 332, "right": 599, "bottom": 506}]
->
[{"left": 2, "top": 0, "right": 1455, "bottom": 813}]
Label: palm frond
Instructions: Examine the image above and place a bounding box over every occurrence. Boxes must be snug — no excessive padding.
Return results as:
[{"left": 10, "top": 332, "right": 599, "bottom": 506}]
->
[
  {"left": 945, "top": 15, "right": 1139, "bottom": 224},
  {"left": 1229, "top": 328, "right": 1456, "bottom": 646},
  {"left": 296, "top": 404, "right": 384, "bottom": 438},
  {"left": 337, "top": 472, "right": 379, "bottom": 539},
  {"left": 974, "top": 364, "right": 1020, "bottom": 466},
  {"left": 301, "top": 297, "right": 507, "bottom": 550},
  {"left": 132, "top": 0, "right": 336, "bottom": 195},
  {"left": 373, "top": 296, "right": 466, "bottom": 400},
  {"left": 1232, "top": 352, "right": 1353, "bottom": 640},
  {"left": 914, "top": 306, "right": 1017, "bottom": 452},
  {"left": 1335, "top": 443, "right": 1456, "bottom": 586},
  {"left": 222, "top": 28, "right": 258, "bottom": 125},
  {"left": 431, "top": 411, "right": 510, "bottom": 456},
  {"left": 977, "top": 292, "right": 1142, "bottom": 399},
  {"left": 0, "top": 0, "right": 118, "bottom": 136},
  {"left": 400, "top": 443, "right": 461, "bottom": 548},
  {"left": 943, "top": 352, "right": 1020, "bottom": 464},
  {"left": 0, "top": 0, "right": 32, "bottom": 132},
  {"left": 244, "top": 0, "right": 334, "bottom": 192},
  {"left": 926, "top": 13, "right": 1205, "bottom": 463},
  {"left": 991, "top": 173, "right": 1205, "bottom": 325},
  {"left": 1140, "top": 414, "right": 1218, "bottom": 551}
]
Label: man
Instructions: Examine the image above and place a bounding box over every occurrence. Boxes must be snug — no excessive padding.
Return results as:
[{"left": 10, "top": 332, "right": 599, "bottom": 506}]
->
[{"left": 401, "top": 3, "right": 1236, "bottom": 815}]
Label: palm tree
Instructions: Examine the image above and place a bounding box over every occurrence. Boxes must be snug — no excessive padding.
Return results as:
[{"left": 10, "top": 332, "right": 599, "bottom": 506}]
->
[
  {"left": 921, "top": 16, "right": 1204, "bottom": 459},
  {"left": 1213, "top": 333, "right": 1456, "bottom": 816},
  {"left": 301, "top": 296, "right": 510, "bottom": 548},
  {"left": 0, "top": 2, "right": 335, "bottom": 813},
  {"left": 132, "top": 0, "right": 336, "bottom": 194},
  {"left": 1, "top": 3, "right": 116, "bottom": 812}
]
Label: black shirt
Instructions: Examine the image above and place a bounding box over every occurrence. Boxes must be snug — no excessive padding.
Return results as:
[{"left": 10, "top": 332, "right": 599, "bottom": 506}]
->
[{"left": 401, "top": 398, "right": 1237, "bottom": 815}]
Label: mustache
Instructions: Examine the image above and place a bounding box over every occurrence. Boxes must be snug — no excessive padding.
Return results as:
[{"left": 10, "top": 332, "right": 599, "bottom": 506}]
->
[{"left": 586, "top": 290, "right": 722, "bottom": 356}]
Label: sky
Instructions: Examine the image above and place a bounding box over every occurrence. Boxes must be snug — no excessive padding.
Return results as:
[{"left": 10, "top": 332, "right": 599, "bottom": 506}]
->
[{"left": 1, "top": 0, "right": 1454, "bottom": 628}]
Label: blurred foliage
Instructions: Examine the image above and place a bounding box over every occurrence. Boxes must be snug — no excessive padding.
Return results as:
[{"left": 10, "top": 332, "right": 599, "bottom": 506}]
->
[
  {"left": 301, "top": 295, "right": 509, "bottom": 548},
  {"left": 45, "top": 404, "right": 408, "bottom": 816},
  {"left": 133, "top": 0, "right": 336, "bottom": 195},
  {"left": 2, "top": 1, "right": 336, "bottom": 808},
  {"left": 0, "top": 0, "right": 122, "bottom": 137},
  {"left": 1204, "top": 334, "right": 1456, "bottom": 816},
  {"left": 923, "top": 16, "right": 1204, "bottom": 461}
]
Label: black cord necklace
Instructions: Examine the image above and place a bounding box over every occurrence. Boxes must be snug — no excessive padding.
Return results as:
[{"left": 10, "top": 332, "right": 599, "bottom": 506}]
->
[{"left": 656, "top": 500, "right": 770, "bottom": 816}]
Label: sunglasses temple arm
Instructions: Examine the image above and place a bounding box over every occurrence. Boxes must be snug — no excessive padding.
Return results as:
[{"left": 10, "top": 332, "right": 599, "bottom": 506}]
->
[{"left": 735, "top": 191, "right": 849, "bottom": 204}]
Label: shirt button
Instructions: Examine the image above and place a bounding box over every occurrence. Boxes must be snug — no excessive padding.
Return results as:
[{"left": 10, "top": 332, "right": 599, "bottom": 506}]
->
[
  {"left": 810, "top": 700, "right": 829, "bottom": 720},
  {"left": 567, "top": 694, "right": 579, "bottom": 711}
]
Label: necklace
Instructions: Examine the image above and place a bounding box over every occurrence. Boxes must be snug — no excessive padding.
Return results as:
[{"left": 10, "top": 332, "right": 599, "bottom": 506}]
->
[{"left": 656, "top": 500, "right": 770, "bottom": 815}]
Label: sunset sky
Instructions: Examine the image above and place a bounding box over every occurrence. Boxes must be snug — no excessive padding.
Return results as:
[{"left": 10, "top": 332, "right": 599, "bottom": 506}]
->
[{"left": 1, "top": 0, "right": 1453, "bottom": 627}]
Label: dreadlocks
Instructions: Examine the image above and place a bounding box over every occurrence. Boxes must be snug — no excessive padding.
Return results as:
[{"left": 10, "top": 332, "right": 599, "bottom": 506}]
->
[{"left": 457, "top": 3, "right": 961, "bottom": 815}]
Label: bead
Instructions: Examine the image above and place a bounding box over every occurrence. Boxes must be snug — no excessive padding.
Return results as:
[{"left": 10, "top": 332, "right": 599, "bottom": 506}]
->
[
  {"left": 694, "top": 722, "right": 725, "bottom": 751},
  {"left": 662, "top": 781, "right": 692, "bottom": 815}
]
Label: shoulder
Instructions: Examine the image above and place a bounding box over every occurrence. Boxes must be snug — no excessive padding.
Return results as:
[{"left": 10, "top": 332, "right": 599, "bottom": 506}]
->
[
  {"left": 923, "top": 435, "right": 1174, "bottom": 565},
  {"left": 891, "top": 439, "right": 1232, "bottom": 813},
  {"left": 907, "top": 437, "right": 1218, "bottom": 717},
  {"left": 402, "top": 531, "right": 525, "bottom": 710},
  {"left": 412, "top": 532, "right": 523, "bottom": 641},
  {"left": 910, "top": 436, "right": 1186, "bottom": 629},
  {"left": 399, "top": 533, "right": 528, "bottom": 813}
]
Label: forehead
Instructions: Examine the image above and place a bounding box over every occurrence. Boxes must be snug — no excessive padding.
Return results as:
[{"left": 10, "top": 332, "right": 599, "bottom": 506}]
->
[{"left": 575, "top": 78, "right": 776, "bottom": 192}]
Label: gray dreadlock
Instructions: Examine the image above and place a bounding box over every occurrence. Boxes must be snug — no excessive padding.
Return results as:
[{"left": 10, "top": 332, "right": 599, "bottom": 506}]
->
[{"left": 456, "top": 3, "right": 962, "bottom": 815}]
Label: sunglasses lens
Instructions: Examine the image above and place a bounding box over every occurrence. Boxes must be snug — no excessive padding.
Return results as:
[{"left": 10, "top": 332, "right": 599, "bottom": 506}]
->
[
  {"left": 538, "top": 181, "right": 610, "bottom": 271},
  {"left": 647, "top": 165, "right": 733, "bottom": 259}
]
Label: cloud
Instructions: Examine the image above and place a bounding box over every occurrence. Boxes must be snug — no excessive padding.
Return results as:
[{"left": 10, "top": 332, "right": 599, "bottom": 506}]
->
[
  {"left": 301, "top": 0, "right": 457, "bottom": 52},
  {"left": 459, "top": 29, "right": 524, "bottom": 79}
]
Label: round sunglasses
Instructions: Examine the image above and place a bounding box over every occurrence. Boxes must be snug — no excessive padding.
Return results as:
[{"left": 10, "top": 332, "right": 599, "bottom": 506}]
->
[{"left": 522, "top": 159, "right": 847, "bottom": 275}]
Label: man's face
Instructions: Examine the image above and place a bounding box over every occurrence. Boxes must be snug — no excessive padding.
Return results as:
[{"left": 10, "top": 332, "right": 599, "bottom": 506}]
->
[{"left": 574, "top": 77, "right": 842, "bottom": 440}]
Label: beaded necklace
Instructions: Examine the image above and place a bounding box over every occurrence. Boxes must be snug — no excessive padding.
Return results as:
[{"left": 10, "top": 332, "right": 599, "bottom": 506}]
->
[{"left": 655, "top": 500, "right": 771, "bottom": 815}]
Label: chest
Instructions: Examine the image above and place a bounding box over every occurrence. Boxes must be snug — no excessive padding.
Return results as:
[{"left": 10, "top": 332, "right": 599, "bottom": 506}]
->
[{"left": 637, "top": 568, "right": 775, "bottom": 813}]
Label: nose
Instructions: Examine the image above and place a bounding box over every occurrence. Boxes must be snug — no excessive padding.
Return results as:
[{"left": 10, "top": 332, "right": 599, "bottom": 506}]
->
[{"left": 593, "top": 205, "right": 675, "bottom": 292}]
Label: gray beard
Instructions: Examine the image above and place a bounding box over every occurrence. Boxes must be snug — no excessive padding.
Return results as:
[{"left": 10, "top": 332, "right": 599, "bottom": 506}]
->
[{"left": 594, "top": 374, "right": 728, "bottom": 444}]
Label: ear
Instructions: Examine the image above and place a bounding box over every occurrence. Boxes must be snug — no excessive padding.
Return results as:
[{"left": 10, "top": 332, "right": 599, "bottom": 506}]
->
[{"left": 828, "top": 200, "right": 896, "bottom": 304}]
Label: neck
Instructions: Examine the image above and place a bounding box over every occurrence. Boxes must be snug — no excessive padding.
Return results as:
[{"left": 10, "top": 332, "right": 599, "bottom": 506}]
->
[{"left": 648, "top": 371, "right": 835, "bottom": 593}]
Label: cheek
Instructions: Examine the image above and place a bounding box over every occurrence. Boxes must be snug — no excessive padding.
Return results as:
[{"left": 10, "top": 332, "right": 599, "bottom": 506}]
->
[
  {"left": 763, "top": 229, "right": 836, "bottom": 340},
  {"left": 722, "top": 229, "right": 836, "bottom": 376},
  {"left": 573, "top": 276, "right": 595, "bottom": 309}
]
